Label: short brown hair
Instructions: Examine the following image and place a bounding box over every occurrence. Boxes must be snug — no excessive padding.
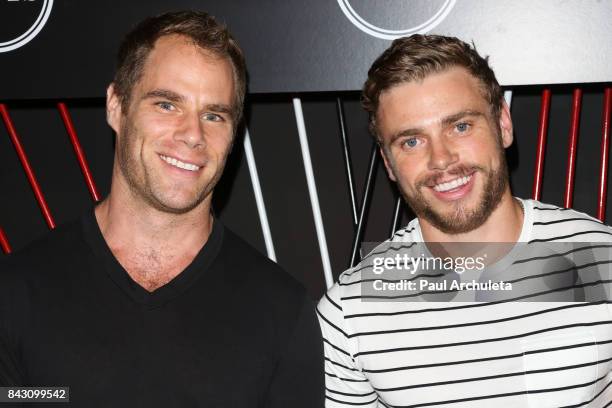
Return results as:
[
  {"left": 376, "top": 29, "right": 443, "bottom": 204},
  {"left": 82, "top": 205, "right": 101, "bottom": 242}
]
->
[
  {"left": 113, "top": 10, "right": 247, "bottom": 124},
  {"left": 362, "top": 34, "right": 503, "bottom": 139}
]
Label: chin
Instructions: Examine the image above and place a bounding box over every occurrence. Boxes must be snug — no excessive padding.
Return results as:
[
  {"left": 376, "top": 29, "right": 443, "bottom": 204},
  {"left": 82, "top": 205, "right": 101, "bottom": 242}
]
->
[{"left": 147, "top": 192, "right": 206, "bottom": 215}]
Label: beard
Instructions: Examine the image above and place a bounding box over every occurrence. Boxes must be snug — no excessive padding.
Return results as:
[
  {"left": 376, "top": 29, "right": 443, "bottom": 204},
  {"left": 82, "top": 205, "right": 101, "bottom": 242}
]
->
[
  {"left": 116, "top": 121, "right": 213, "bottom": 215},
  {"left": 401, "top": 146, "right": 509, "bottom": 235}
]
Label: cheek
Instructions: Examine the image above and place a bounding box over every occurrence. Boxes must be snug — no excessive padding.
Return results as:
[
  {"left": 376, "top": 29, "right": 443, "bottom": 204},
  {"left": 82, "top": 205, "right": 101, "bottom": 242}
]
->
[
  {"left": 392, "top": 156, "right": 422, "bottom": 189},
  {"left": 393, "top": 149, "right": 422, "bottom": 171},
  {"left": 146, "top": 117, "right": 175, "bottom": 137},
  {"left": 138, "top": 107, "right": 177, "bottom": 132},
  {"left": 140, "top": 119, "right": 179, "bottom": 152},
  {"left": 467, "top": 130, "right": 501, "bottom": 155},
  {"left": 118, "top": 120, "right": 138, "bottom": 156},
  {"left": 206, "top": 129, "right": 234, "bottom": 155},
  {"left": 477, "top": 140, "right": 503, "bottom": 168}
]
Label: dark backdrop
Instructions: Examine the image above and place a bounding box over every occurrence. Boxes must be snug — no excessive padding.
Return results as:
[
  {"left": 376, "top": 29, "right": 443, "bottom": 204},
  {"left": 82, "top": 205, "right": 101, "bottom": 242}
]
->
[{"left": 1, "top": 86, "right": 610, "bottom": 298}]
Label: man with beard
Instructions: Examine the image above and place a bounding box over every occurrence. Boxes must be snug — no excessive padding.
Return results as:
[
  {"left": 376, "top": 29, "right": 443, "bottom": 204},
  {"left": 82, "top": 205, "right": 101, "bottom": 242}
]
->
[
  {"left": 318, "top": 35, "right": 612, "bottom": 407},
  {"left": 0, "top": 11, "right": 323, "bottom": 407}
]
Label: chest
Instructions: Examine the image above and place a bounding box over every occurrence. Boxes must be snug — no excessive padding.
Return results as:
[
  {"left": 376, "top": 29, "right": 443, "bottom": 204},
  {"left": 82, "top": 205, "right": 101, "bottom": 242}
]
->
[
  {"left": 19, "top": 279, "right": 280, "bottom": 407},
  {"left": 21, "top": 301, "right": 277, "bottom": 407},
  {"left": 351, "top": 303, "right": 612, "bottom": 407},
  {"left": 115, "top": 247, "right": 194, "bottom": 291}
]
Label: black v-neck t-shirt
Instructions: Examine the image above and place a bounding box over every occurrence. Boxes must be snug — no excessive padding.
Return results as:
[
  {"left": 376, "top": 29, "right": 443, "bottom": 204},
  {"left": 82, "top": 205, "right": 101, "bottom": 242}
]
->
[{"left": 0, "top": 211, "right": 324, "bottom": 407}]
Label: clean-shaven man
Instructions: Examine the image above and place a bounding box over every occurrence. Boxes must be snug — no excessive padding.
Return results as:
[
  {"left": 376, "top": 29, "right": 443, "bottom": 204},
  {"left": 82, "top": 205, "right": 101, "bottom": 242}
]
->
[
  {"left": 318, "top": 35, "right": 612, "bottom": 407},
  {"left": 0, "top": 11, "right": 323, "bottom": 407}
]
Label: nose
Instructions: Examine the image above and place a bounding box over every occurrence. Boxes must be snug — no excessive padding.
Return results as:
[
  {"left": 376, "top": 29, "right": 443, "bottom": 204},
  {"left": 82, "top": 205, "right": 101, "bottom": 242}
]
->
[
  {"left": 174, "top": 112, "right": 205, "bottom": 149},
  {"left": 428, "top": 137, "right": 458, "bottom": 171}
]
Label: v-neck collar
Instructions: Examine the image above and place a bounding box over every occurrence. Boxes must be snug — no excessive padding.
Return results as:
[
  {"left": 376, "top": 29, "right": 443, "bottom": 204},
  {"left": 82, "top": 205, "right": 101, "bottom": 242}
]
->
[{"left": 81, "top": 207, "right": 224, "bottom": 309}]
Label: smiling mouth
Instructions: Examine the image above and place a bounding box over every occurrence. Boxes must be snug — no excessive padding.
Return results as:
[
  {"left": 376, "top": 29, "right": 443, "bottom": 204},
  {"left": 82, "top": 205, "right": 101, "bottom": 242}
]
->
[
  {"left": 432, "top": 174, "right": 473, "bottom": 192},
  {"left": 159, "top": 154, "right": 201, "bottom": 172}
]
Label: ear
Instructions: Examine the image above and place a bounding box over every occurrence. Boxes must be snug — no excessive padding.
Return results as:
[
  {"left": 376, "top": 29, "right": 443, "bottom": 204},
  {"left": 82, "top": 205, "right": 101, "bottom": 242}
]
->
[
  {"left": 106, "top": 84, "right": 122, "bottom": 133},
  {"left": 379, "top": 144, "right": 397, "bottom": 182},
  {"left": 499, "top": 100, "right": 513, "bottom": 148}
]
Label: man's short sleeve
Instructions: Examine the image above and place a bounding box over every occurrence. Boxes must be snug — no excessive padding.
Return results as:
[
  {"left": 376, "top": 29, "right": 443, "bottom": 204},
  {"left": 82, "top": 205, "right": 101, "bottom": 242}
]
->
[
  {"left": 317, "top": 285, "right": 378, "bottom": 407},
  {"left": 264, "top": 295, "right": 325, "bottom": 408}
]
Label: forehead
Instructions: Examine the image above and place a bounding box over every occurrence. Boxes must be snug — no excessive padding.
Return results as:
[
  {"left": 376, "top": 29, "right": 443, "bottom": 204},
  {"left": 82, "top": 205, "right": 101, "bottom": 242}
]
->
[
  {"left": 136, "top": 34, "right": 235, "bottom": 97},
  {"left": 377, "top": 67, "right": 489, "bottom": 136}
]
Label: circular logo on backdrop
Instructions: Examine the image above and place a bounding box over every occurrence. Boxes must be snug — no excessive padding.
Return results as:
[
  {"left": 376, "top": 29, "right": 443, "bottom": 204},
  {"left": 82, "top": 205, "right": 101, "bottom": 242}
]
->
[
  {"left": 0, "top": 0, "right": 54, "bottom": 53},
  {"left": 337, "top": 0, "right": 456, "bottom": 40}
]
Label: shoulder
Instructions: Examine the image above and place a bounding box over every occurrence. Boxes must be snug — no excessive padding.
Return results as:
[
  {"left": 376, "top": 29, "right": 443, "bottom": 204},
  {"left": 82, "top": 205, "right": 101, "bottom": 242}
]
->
[
  {"left": 0, "top": 217, "right": 85, "bottom": 278},
  {"left": 316, "top": 229, "right": 423, "bottom": 353},
  {"left": 317, "top": 283, "right": 348, "bottom": 337},
  {"left": 217, "top": 224, "right": 318, "bottom": 343},
  {"left": 525, "top": 199, "right": 612, "bottom": 242},
  {"left": 336, "top": 217, "right": 421, "bottom": 288},
  {"left": 321, "top": 217, "right": 422, "bottom": 317},
  {"left": 218, "top": 223, "right": 307, "bottom": 298},
  {"left": 0, "top": 217, "right": 86, "bottom": 316}
]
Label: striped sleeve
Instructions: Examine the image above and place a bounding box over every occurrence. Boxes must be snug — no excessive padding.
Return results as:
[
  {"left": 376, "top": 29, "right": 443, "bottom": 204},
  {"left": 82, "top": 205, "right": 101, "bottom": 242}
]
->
[
  {"left": 317, "top": 284, "right": 379, "bottom": 407},
  {"left": 529, "top": 203, "right": 612, "bottom": 243}
]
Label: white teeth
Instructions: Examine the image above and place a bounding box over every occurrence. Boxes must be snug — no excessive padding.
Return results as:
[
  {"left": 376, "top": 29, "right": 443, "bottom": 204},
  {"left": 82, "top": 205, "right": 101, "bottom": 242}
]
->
[
  {"left": 159, "top": 155, "right": 200, "bottom": 172},
  {"left": 433, "top": 175, "right": 471, "bottom": 192}
]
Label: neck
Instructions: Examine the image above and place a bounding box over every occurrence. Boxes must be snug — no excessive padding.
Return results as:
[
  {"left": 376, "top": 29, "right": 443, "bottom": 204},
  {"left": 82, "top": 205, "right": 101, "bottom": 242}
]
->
[
  {"left": 94, "top": 172, "right": 213, "bottom": 268},
  {"left": 419, "top": 191, "right": 523, "bottom": 243}
]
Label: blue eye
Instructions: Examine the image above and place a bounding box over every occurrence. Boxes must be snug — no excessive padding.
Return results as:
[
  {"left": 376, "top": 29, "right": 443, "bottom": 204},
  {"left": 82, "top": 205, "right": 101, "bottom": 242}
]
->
[
  {"left": 404, "top": 138, "right": 418, "bottom": 148},
  {"left": 157, "top": 102, "right": 174, "bottom": 111},
  {"left": 203, "top": 113, "right": 223, "bottom": 122},
  {"left": 456, "top": 122, "right": 470, "bottom": 132}
]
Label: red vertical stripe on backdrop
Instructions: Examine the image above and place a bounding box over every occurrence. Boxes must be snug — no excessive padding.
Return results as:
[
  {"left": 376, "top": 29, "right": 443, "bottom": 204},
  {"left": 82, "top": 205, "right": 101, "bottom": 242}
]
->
[
  {"left": 57, "top": 102, "right": 101, "bottom": 202},
  {"left": 564, "top": 88, "right": 582, "bottom": 208},
  {"left": 597, "top": 88, "right": 612, "bottom": 222},
  {"left": 0, "top": 226, "right": 12, "bottom": 254},
  {"left": 0, "top": 104, "right": 56, "bottom": 229},
  {"left": 532, "top": 89, "right": 552, "bottom": 201}
]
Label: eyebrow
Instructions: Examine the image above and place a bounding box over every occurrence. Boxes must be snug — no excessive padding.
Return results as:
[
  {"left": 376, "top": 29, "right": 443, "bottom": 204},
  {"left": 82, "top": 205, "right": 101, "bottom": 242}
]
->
[
  {"left": 142, "top": 88, "right": 235, "bottom": 117},
  {"left": 206, "top": 103, "right": 234, "bottom": 115},
  {"left": 388, "top": 110, "right": 486, "bottom": 144},
  {"left": 142, "top": 89, "right": 185, "bottom": 103},
  {"left": 440, "top": 110, "right": 485, "bottom": 127}
]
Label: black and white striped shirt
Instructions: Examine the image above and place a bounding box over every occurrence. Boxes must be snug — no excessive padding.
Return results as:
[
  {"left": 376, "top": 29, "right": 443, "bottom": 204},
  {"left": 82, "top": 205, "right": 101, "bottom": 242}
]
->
[{"left": 318, "top": 199, "right": 612, "bottom": 407}]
